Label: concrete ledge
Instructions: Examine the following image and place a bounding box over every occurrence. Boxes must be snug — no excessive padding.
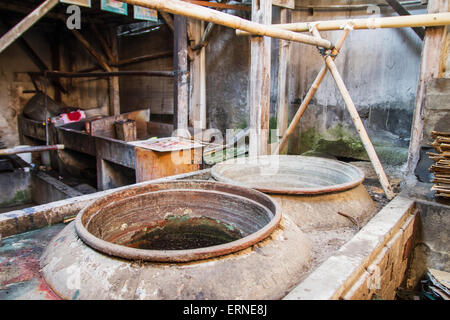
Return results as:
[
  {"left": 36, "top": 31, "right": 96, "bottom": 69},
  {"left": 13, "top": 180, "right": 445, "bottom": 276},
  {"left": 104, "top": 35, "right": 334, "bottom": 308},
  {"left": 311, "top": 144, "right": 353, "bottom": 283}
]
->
[
  {"left": 283, "top": 194, "right": 416, "bottom": 300},
  {"left": 0, "top": 169, "right": 211, "bottom": 239}
]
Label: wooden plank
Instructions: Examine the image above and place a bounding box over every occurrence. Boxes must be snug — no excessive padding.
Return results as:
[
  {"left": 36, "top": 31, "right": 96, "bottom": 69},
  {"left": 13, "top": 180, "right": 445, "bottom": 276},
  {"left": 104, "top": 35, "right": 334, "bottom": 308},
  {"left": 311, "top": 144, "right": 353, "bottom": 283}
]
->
[
  {"left": 173, "top": 15, "right": 190, "bottom": 136},
  {"left": 405, "top": 0, "right": 449, "bottom": 178},
  {"left": 56, "top": 127, "right": 96, "bottom": 156},
  {"left": 135, "top": 146, "right": 200, "bottom": 182},
  {"left": 90, "top": 109, "right": 150, "bottom": 139},
  {"left": 276, "top": 8, "right": 291, "bottom": 147},
  {"left": 114, "top": 120, "right": 137, "bottom": 142},
  {"left": 249, "top": 0, "right": 272, "bottom": 156},
  {"left": 272, "top": 0, "right": 295, "bottom": 10},
  {"left": 95, "top": 138, "right": 135, "bottom": 169},
  {"left": 0, "top": 0, "right": 59, "bottom": 54},
  {"left": 18, "top": 115, "right": 47, "bottom": 142}
]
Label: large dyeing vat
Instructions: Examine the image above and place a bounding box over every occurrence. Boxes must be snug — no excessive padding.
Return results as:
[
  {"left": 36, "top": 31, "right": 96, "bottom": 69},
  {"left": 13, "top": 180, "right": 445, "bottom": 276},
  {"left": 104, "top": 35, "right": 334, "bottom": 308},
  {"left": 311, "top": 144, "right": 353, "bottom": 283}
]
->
[
  {"left": 41, "top": 180, "right": 311, "bottom": 299},
  {"left": 211, "top": 155, "right": 377, "bottom": 231}
]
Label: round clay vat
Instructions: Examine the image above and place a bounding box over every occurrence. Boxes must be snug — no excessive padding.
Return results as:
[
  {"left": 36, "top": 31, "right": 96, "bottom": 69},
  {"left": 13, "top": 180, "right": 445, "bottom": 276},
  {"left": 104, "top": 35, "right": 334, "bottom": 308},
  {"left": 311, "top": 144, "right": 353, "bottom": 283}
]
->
[
  {"left": 211, "top": 155, "right": 377, "bottom": 231},
  {"left": 41, "top": 180, "right": 311, "bottom": 299}
]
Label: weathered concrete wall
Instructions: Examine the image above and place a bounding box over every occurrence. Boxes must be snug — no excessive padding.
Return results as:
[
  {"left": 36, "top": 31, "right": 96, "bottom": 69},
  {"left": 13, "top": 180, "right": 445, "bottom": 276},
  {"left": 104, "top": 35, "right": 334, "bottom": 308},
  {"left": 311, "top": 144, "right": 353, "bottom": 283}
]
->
[
  {"left": 206, "top": 13, "right": 251, "bottom": 132},
  {"left": 0, "top": 170, "right": 31, "bottom": 208},
  {"left": 31, "top": 171, "right": 83, "bottom": 205},
  {"left": 203, "top": 5, "right": 423, "bottom": 166},
  {"left": 286, "top": 6, "right": 424, "bottom": 165}
]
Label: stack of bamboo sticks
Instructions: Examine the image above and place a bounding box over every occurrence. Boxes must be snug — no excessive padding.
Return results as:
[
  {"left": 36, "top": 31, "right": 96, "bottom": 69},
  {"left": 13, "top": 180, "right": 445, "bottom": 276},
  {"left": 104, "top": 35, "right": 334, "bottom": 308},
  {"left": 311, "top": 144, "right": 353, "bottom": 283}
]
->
[{"left": 427, "top": 131, "right": 450, "bottom": 198}]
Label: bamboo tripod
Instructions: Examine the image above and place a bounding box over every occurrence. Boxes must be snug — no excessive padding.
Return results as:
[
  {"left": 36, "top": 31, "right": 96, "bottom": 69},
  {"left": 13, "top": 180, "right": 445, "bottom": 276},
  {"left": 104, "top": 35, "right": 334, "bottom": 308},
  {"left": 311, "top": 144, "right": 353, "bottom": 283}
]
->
[
  {"left": 274, "top": 24, "right": 395, "bottom": 200},
  {"left": 118, "top": 0, "right": 396, "bottom": 199}
]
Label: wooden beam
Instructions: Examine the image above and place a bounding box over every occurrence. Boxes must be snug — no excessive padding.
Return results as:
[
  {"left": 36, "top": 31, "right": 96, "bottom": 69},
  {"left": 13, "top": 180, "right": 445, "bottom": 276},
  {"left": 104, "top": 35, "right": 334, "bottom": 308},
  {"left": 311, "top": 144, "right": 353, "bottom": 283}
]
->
[
  {"left": 77, "top": 51, "right": 173, "bottom": 72},
  {"left": 276, "top": 8, "right": 291, "bottom": 147},
  {"left": 89, "top": 20, "right": 115, "bottom": 65},
  {"left": 31, "top": 70, "right": 175, "bottom": 78},
  {"left": 117, "top": 51, "right": 173, "bottom": 67},
  {"left": 0, "top": 0, "right": 59, "bottom": 54},
  {"left": 249, "top": 0, "right": 271, "bottom": 156},
  {"left": 173, "top": 15, "right": 190, "bottom": 136},
  {"left": 70, "top": 29, "right": 112, "bottom": 72},
  {"left": 120, "top": 0, "right": 332, "bottom": 48},
  {"left": 405, "top": 0, "right": 449, "bottom": 179},
  {"left": 385, "top": 0, "right": 425, "bottom": 40},
  {"left": 160, "top": 11, "right": 175, "bottom": 32},
  {"left": 108, "top": 28, "right": 120, "bottom": 116},
  {"left": 182, "top": 0, "right": 250, "bottom": 11}
]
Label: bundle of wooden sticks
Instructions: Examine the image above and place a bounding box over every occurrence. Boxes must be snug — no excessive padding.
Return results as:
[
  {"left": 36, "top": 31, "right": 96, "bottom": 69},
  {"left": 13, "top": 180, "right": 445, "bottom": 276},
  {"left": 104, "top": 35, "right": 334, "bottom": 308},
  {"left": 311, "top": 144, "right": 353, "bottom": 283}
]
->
[{"left": 427, "top": 131, "right": 450, "bottom": 198}]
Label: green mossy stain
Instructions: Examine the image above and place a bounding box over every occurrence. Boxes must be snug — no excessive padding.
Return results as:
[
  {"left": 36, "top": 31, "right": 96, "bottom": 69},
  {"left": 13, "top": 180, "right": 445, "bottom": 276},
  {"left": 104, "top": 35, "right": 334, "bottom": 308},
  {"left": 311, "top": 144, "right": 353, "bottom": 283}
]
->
[
  {"left": 299, "top": 125, "right": 367, "bottom": 160},
  {"left": 298, "top": 125, "right": 408, "bottom": 165},
  {"left": 0, "top": 189, "right": 32, "bottom": 208}
]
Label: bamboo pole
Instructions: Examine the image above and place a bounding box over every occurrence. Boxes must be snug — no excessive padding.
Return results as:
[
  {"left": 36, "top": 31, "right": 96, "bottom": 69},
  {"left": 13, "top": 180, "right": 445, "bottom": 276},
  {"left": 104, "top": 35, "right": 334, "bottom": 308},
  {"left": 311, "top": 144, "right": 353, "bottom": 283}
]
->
[
  {"left": 274, "top": 26, "right": 352, "bottom": 155},
  {"left": 0, "top": 0, "right": 59, "bottom": 54},
  {"left": 0, "top": 144, "right": 64, "bottom": 156},
  {"left": 119, "top": 0, "right": 333, "bottom": 48},
  {"left": 311, "top": 27, "right": 395, "bottom": 200},
  {"left": 236, "top": 12, "right": 450, "bottom": 36}
]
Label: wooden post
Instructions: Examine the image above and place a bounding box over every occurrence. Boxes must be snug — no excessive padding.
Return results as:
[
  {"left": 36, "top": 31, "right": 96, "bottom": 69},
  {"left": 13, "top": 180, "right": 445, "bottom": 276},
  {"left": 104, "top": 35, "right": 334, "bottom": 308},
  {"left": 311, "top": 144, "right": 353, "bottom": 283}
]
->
[
  {"left": 108, "top": 28, "right": 120, "bottom": 116},
  {"left": 188, "top": 19, "right": 207, "bottom": 130},
  {"left": 276, "top": 8, "right": 291, "bottom": 148},
  {"left": 249, "top": 0, "right": 272, "bottom": 157},
  {"left": 0, "top": 0, "right": 59, "bottom": 54},
  {"left": 174, "top": 15, "right": 190, "bottom": 136},
  {"left": 405, "top": 0, "right": 449, "bottom": 179}
]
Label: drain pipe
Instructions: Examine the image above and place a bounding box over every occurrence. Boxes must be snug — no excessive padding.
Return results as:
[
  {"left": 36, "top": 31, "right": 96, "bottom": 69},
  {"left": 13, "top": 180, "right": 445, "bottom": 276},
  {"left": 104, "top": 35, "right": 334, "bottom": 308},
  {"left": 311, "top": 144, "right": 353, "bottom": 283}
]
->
[{"left": 0, "top": 144, "right": 64, "bottom": 156}]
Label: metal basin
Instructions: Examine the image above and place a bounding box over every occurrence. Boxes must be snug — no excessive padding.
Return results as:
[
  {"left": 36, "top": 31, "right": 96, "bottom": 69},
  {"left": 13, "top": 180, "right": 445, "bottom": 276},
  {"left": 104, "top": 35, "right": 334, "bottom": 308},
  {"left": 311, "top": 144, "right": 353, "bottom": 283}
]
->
[{"left": 75, "top": 180, "right": 281, "bottom": 262}]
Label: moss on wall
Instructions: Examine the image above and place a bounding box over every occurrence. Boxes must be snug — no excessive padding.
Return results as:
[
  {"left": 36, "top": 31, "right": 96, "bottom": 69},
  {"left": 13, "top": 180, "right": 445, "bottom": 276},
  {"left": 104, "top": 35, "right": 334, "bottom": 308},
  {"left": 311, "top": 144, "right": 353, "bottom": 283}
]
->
[
  {"left": 0, "top": 188, "right": 32, "bottom": 208},
  {"left": 296, "top": 124, "right": 408, "bottom": 165}
]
